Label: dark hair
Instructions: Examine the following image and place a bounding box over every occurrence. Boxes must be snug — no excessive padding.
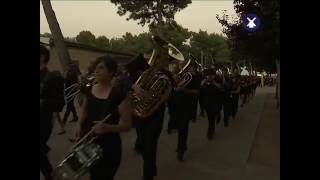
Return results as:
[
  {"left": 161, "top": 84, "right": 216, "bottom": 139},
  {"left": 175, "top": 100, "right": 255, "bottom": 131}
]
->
[
  {"left": 125, "top": 53, "right": 149, "bottom": 75},
  {"left": 203, "top": 68, "right": 216, "bottom": 76},
  {"left": 40, "top": 45, "right": 50, "bottom": 64},
  {"left": 95, "top": 55, "right": 118, "bottom": 76}
]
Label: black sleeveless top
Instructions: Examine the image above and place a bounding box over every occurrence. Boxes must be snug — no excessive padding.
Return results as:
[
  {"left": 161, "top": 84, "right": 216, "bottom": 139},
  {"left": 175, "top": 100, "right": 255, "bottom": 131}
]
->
[{"left": 82, "top": 85, "right": 126, "bottom": 145}]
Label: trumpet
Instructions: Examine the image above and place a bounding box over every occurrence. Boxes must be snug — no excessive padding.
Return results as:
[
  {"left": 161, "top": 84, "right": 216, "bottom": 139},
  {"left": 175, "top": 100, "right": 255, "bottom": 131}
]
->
[{"left": 64, "top": 74, "right": 96, "bottom": 104}]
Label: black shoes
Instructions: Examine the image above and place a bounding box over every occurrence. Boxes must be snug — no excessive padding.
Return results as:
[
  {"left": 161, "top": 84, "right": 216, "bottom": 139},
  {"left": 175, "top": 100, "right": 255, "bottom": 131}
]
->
[
  {"left": 69, "top": 118, "right": 78, "bottom": 122},
  {"left": 177, "top": 152, "right": 185, "bottom": 161},
  {"left": 207, "top": 130, "right": 214, "bottom": 140},
  {"left": 134, "top": 146, "right": 142, "bottom": 155},
  {"left": 57, "top": 130, "right": 66, "bottom": 135}
]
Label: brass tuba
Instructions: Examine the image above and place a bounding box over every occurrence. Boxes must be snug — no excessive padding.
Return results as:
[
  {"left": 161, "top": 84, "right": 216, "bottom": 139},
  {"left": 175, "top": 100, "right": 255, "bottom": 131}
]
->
[{"left": 132, "top": 35, "right": 184, "bottom": 118}]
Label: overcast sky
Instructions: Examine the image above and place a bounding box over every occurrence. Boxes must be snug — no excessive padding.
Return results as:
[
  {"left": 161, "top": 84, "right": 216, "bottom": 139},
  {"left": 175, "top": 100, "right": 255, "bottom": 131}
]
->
[{"left": 40, "top": 0, "right": 236, "bottom": 38}]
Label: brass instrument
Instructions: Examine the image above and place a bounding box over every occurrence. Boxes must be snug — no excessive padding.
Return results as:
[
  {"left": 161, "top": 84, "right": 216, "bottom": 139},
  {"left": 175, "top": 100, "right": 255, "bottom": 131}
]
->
[
  {"left": 174, "top": 54, "right": 200, "bottom": 90},
  {"left": 132, "top": 35, "right": 184, "bottom": 118},
  {"left": 64, "top": 74, "right": 96, "bottom": 104}
]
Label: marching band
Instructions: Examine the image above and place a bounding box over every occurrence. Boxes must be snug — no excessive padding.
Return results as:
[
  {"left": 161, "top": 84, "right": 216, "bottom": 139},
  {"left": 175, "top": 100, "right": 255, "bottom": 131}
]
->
[{"left": 40, "top": 35, "right": 273, "bottom": 180}]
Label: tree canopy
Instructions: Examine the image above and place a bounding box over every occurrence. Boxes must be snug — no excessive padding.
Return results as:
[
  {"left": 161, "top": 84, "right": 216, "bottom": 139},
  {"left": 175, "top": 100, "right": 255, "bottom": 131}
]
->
[
  {"left": 110, "top": 0, "right": 192, "bottom": 28},
  {"left": 217, "top": 0, "right": 280, "bottom": 72},
  {"left": 188, "top": 30, "right": 230, "bottom": 66},
  {"left": 41, "top": 28, "right": 231, "bottom": 66},
  {"left": 76, "top": 30, "right": 96, "bottom": 46}
]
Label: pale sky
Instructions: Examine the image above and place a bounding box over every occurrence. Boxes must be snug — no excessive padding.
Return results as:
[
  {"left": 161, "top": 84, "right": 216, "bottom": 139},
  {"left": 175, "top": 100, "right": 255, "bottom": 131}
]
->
[{"left": 40, "top": 0, "right": 236, "bottom": 38}]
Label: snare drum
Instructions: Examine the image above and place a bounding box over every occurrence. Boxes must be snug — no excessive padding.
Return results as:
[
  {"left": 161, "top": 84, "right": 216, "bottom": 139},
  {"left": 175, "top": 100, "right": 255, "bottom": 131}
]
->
[{"left": 54, "top": 142, "right": 103, "bottom": 180}]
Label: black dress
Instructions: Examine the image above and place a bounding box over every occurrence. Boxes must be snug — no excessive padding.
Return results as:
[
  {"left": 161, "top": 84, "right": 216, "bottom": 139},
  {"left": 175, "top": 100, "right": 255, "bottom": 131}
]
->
[{"left": 82, "top": 86, "right": 125, "bottom": 180}]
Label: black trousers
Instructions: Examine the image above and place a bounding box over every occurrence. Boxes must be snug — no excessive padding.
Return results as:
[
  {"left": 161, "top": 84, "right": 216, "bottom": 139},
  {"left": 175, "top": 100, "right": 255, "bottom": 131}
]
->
[
  {"left": 198, "top": 93, "right": 205, "bottom": 116},
  {"left": 190, "top": 96, "right": 199, "bottom": 121},
  {"left": 135, "top": 108, "right": 165, "bottom": 180},
  {"left": 230, "top": 94, "right": 240, "bottom": 118},
  {"left": 40, "top": 111, "right": 53, "bottom": 180},
  {"left": 167, "top": 102, "right": 177, "bottom": 131},
  {"left": 242, "top": 92, "right": 248, "bottom": 105},
  {"left": 216, "top": 98, "right": 224, "bottom": 123},
  {"left": 204, "top": 104, "right": 219, "bottom": 136},
  {"left": 223, "top": 96, "right": 232, "bottom": 125},
  {"left": 176, "top": 112, "right": 191, "bottom": 153},
  {"left": 63, "top": 98, "right": 78, "bottom": 123}
]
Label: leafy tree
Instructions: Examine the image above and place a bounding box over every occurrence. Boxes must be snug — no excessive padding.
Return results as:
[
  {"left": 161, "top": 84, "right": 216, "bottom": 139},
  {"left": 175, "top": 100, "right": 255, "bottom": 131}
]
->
[
  {"left": 76, "top": 30, "right": 96, "bottom": 46},
  {"left": 95, "top": 35, "right": 110, "bottom": 49},
  {"left": 217, "top": 0, "right": 280, "bottom": 72},
  {"left": 40, "top": 32, "right": 52, "bottom": 38},
  {"left": 110, "top": 0, "right": 192, "bottom": 28},
  {"left": 189, "top": 30, "right": 230, "bottom": 66},
  {"left": 64, "top": 37, "right": 77, "bottom": 42}
]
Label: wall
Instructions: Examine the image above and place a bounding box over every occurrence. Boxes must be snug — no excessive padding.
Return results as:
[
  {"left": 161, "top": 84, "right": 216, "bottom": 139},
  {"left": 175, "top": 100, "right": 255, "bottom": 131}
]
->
[{"left": 47, "top": 47, "right": 134, "bottom": 73}]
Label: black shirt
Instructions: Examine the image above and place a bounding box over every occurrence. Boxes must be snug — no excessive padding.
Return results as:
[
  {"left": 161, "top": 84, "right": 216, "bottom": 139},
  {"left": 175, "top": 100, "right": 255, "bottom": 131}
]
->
[
  {"left": 200, "top": 77, "right": 224, "bottom": 107},
  {"left": 40, "top": 68, "right": 64, "bottom": 112},
  {"left": 81, "top": 85, "right": 127, "bottom": 145}
]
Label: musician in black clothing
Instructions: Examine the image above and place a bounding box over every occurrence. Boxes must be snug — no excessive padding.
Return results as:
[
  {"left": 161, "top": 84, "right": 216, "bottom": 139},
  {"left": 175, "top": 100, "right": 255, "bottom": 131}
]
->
[
  {"left": 173, "top": 66, "right": 200, "bottom": 161},
  {"left": 76, "top": 56, "right": 133, "bottom": 180},
  {"left": 135, "top": 106, "right": 166, "bottom": 180},
  {"left": 166, "top": 62, "right": 180, "bottom": 134},
  {"left": 248, "top": 77, "right": 254, "bottom": 101},
  {"left": 190, "top": 69, "right": 202, "bottom": 123},
  {"left": 214, "top": 72, "right": 224, "bottom": 125},
  {"left": 230, "top": 73, "right": 241, "bottom": 120},
  {"left": 252, "top": 76, "right": 258, "bottom": 97},
  {"left": 62, "top": 62, "right": 80, "bottom": 126},
  {"left": 200, "top": 68, "right": 223, "bottom": 140},
  {"left": 119, "top": 53, "right": 166, "bottom": 180},
  {"left": 240, "top": 76, "right": 249, "bottom": 107},
  {"left": 221, "top": 68, "right": 232, "bottom": 127},
  {"left": 120, "top": 54, "right": 150, "bottom": 154},
  {"left": 167, "top": 92, "right": 178, "bottom": 134},
  {"left": 132, "top": 52, "right": 177, "bottom": 180},
  {"left": 197, "top": 68, "right": 205, "bottom": 117},
  {"left": 40, "top": 45, "right": 65, "bottom": 180}
]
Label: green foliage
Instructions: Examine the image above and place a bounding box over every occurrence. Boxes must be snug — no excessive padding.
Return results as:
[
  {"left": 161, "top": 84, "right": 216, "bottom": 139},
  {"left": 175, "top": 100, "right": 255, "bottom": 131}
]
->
[
  {"left": 189, "top": 30, "right": 230, "bottom": 66},
  {"left": 151, "top": 22, "right": 191, "bottom": 56},
  {"left": 64, "top": 37, "right": 77, "bottom": 42},
  {"left": 40, "top": 32, "right": 52, "bottom": 38},
  {"left": 217, "top": 0, "right": 280, "bottom": 72},
  {"left": 110, "top": 0, "right": 192, "bottom": 28},
  {"left": 46, "top": 26, "right": 230, "bottom": 64},
  {"left": 76, "top": 31, "right": 96, "bottom": 46},
  {"left": 109, "top": 32, "right": 153, "bottom": 54},
  {"left": 95, "top": 36, "right": 110, "bottom": 49}
]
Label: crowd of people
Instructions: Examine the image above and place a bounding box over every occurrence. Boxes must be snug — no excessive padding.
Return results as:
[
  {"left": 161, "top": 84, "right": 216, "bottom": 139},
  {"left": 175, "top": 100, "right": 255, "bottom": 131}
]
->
[{"left": 40, "top": 44, "right": 266, "bottom": 180}]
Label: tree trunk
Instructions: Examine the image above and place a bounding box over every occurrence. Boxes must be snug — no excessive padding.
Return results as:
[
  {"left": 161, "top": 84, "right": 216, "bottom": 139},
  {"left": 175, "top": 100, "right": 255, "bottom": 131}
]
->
[
  {"left": 276, "top": 59, "right": 280, "bottom": 109},
  {"left": 41, "top": 0, "right": 71, "bottom": 73}
]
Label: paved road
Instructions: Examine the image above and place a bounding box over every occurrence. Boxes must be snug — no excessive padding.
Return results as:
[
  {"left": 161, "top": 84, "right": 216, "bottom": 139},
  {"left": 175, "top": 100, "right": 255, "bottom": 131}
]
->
[{"left": 41, "top": 86, "right": 279, "bottom": 180}]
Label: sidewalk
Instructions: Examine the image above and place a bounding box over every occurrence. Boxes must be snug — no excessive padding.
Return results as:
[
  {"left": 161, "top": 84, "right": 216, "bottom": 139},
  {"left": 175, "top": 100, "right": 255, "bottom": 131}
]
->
[{"left": 241, "top": 92, "right": 280, "bottom": 180}]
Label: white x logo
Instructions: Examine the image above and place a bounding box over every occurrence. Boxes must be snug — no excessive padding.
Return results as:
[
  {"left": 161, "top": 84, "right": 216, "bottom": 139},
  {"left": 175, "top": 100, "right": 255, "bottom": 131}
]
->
[{"left": 247, "top": 17, "right": 257, "bottom": 29}]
